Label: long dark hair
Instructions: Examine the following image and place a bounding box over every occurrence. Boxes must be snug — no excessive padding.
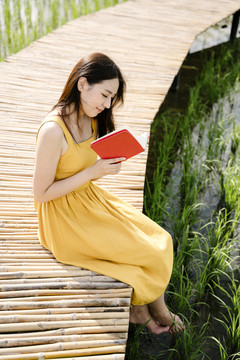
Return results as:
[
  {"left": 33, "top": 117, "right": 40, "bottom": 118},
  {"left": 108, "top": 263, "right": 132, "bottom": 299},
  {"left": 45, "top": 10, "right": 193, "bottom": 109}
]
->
[{"left": 52, "top": 53, "right": 126, "bottom": 138}]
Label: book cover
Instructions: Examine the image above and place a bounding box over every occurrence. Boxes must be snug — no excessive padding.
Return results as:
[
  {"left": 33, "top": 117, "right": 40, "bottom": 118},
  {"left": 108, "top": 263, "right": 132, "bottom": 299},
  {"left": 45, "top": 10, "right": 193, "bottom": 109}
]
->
[{"left": 90, "top": 128, "right": 148, "bottom": 160}]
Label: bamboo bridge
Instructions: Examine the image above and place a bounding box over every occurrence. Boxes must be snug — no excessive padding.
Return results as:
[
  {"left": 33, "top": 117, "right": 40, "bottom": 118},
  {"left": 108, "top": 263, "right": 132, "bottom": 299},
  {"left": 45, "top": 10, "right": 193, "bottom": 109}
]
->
[{"left": 0, "top": 0, "right": 239, "bottom": 359}]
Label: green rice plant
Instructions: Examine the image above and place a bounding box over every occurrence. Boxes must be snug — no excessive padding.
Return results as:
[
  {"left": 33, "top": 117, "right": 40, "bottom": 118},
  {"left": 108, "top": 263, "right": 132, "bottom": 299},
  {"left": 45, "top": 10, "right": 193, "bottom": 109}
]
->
[
  {"left": 167, "top": 266, "right": 196, "bottom": 315},
  {"left": 210, "top": 337, "right": 230, "bottom": 360},
  {"left": 231, "top": 120, "right": 240, "bottom": 155},
  {"left": 36, "top": 0, "right": 44, "bottom": 37},
  {"left": 223, "top": 160, "right": 240, "bottom": 213},
  {"left": 3, "top": 0, "right": 11, "bottom": 57},
  {"left": 63, "top": 0, "right": 70, "bottom": 22},
  {"left": 94, "top": 0, "right": 100, "bottom": 12},
  {"left": 71, "top": 0, "right": 81, "bottom": 18},
  {"left": 175, "top": 227, "right": 207, "bottom": 273},
  {"left": 171, "top": 204, "right": 204, "bottom": 255},
  {"left": 195, "top": 44, "right": 240, "bottom": 106},
  {"left": 192, "top": 210, "right": 237, "bottom": 299},
  {"left": 144, "top": 112, "right": 181, "bottom": 224},
  {"left": 209, "top": 208, "right": 235, "bottom": 247},
  {"left": 194, "top": 244, "right": 232, "bottom": 303},
  {"left": 51, "top": 0, "right": 61, "bottom": 30},
  {"left": 15, "top": 0, "right": 25, "bottom": 50},
  {"left": 210, "top": 272, "right": 240, "bottom": 358},
  {"left": 223, "top": 119, "right": 240, "bottom": 213},
  {"left": 166, "top": 319, "right": 210, "bottom": 360},
  {"left": 206, "top": 113, "right": 227, "bottom": 162}
]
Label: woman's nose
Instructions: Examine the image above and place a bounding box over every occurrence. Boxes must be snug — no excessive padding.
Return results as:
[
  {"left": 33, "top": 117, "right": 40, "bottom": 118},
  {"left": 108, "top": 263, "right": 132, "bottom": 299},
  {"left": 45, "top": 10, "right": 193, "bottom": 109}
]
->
[{"left": 104, "top": 97, "right": 111, "bottom": 109}]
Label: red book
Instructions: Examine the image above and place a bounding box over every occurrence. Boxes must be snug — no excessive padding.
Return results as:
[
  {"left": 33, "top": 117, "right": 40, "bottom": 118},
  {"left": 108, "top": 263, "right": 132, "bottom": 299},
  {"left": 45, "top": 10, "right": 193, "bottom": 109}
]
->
[{"left": 90, "top": 128, "right": 149, "bottom": 160}]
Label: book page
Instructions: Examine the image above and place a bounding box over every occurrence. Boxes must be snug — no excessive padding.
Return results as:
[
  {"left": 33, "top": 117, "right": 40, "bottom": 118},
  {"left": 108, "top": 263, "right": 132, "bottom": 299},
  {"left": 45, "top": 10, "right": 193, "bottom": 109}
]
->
[{"left": 136, "top": 132, "right": 149, "bottom": 149}]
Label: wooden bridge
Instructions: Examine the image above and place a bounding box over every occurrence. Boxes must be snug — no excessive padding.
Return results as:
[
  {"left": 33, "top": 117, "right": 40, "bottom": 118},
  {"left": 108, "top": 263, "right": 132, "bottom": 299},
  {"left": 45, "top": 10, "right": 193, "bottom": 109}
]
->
[{"left": 0, "top": 0, "right": 239, "bottom": 359}]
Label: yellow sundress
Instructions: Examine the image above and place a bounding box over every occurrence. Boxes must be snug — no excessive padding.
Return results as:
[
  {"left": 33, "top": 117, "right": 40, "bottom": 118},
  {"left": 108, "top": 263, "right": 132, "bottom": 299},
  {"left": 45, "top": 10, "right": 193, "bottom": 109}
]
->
[{"left": 35, "top": 116, "right": 173, "bottom": 305}]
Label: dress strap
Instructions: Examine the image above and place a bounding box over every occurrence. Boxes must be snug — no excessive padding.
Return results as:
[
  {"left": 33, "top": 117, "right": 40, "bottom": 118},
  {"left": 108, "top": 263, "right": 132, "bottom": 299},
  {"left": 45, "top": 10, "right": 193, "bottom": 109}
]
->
[{"left": 37, "top": 115, "right": 73, "bottom": 145}]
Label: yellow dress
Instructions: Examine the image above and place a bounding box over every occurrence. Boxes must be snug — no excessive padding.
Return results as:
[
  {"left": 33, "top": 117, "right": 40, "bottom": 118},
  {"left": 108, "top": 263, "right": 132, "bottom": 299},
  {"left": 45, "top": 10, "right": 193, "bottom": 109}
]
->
[{"left": 35, "top": 116, "right": 173, "bottom": 305}]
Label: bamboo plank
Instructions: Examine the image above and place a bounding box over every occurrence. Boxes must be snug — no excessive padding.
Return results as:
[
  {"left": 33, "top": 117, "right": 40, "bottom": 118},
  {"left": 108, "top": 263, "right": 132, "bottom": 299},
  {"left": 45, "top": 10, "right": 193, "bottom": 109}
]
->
[
  {"left": 0, "top": 312, "right": 129, "bottom": 324},
  {"left": 0, "top": 276, "right": 124, "bottom": 285},
  {"left": 0, "top": 345, "right": 126, "bottom": 360},
  {"left": 0, "top": 297, "right": 130, "bottom": 310},
  {"left": 0, "top": 292, "right": 131, "bottom": 302},
  {"left": 48, "top": 356, "right": 124, "bottom": 360},
  {"left": 0, "top": 271, "right": 130, "bottom": 281},
  {"left": 0, "top": 333, "right": 126, "bottom": 348},
  {"left": 0, "top": 339, "right": 126, "bottom": 355},
  {"left": 0, "top": 306, "right": 129, "bottom": 317},
  {"left": 0, "top": 318, "right": 129, "bottom": 333}
]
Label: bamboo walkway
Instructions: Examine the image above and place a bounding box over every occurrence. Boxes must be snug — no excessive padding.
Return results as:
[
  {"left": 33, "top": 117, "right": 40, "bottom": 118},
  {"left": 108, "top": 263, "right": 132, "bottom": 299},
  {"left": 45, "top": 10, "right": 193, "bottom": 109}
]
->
[{"left": 0, "top": 0, "right": 239, "bottom": 359}]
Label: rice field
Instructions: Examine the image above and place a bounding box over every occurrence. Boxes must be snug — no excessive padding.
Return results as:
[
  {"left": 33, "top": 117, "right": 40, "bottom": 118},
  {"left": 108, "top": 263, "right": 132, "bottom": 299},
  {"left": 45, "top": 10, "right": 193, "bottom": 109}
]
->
[
  {"left": 126, "top": 39, "right": 240, "bottom": 360},
  {"left": 0, "top": 0, "right": 126, "bottom": 60}
]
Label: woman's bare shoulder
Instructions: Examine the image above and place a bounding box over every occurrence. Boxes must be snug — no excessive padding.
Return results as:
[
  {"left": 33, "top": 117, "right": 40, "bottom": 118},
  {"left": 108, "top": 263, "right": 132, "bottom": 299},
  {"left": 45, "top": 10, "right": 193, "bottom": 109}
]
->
[{"left": 38, "top": 119, "right": 64, "bottom": 145}]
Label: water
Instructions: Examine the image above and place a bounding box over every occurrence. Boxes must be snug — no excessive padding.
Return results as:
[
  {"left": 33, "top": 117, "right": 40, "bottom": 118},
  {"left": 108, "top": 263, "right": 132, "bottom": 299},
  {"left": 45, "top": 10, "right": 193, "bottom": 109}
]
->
[{"left": 164, "top": 87, "right": 240, "bottom": 234}]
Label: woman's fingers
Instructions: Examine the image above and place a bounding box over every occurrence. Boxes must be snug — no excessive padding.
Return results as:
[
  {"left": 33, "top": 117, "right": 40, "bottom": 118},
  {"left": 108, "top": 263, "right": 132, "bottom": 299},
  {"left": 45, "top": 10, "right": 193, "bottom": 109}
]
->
[
  {"left": 92, "top": 157, "right": 126, "bottom": 178},
  {"left": 108, "top": 157, "right": 126, "bottom": 164},
  {"left": 102, "top": 157, "right": 126, "bottom": 174},
  {"left": 108, "top": 161, "right": 122, "bottom": 174}
]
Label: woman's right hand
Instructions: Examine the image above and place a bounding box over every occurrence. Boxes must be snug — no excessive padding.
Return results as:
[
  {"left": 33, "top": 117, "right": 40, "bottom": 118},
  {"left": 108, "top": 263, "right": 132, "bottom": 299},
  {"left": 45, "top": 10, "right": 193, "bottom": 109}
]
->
[{"left": 90, "top": 158, "right": 126, "bottom": 179}]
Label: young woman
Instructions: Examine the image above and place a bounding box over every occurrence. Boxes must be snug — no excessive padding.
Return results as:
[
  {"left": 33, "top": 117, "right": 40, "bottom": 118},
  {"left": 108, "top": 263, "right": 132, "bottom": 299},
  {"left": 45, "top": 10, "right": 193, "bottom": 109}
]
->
[{"left": 33, "top": 52, "right": 184, "bottom": 335}]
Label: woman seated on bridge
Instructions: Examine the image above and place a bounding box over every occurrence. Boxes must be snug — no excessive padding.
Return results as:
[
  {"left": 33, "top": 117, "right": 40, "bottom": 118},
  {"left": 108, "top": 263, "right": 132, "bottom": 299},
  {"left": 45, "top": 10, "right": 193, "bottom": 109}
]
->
[{"left": 33, "top": 52, "right": 184, "bottom": 334}]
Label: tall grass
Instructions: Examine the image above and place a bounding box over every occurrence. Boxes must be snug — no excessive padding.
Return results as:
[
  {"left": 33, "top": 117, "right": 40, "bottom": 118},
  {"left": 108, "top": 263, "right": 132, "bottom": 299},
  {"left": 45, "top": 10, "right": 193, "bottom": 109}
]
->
[
  {"left": 129, "top": 40, "right": 240, "bottom": 360},
  {"left": 0, "top": 0, "right": 127, "bottom": 61}
]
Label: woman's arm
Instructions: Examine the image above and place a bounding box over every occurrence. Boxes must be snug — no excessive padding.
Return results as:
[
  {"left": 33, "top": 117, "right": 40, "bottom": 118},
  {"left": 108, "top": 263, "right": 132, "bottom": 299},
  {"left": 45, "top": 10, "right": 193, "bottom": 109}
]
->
[{"left": 33, "top": 122, "right": 125, "bottom": 203}]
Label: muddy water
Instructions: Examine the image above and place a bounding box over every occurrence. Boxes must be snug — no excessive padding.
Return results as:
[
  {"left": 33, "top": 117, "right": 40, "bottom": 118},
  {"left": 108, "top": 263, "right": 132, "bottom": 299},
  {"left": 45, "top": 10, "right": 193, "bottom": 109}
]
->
[{"left": 163, "top": 86, "right": 240, "bottom": 235}]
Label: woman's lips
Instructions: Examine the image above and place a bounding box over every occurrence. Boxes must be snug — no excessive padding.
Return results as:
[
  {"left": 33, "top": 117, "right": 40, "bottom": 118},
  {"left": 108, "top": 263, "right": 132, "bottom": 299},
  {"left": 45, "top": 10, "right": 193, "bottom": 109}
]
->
[{"left": 96, "top": 108, "right": 103, "bottom": 113}]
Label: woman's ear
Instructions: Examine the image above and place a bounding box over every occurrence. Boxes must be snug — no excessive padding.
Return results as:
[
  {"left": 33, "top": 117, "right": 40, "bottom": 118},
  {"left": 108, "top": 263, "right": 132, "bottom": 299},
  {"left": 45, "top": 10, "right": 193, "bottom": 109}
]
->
[{"left": 77, "top": 77, "right": 88, "bottom": 91}]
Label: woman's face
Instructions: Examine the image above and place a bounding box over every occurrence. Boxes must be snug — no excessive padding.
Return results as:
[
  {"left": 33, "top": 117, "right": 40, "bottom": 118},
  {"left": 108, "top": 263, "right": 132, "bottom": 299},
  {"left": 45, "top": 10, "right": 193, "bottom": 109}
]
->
[{"left": 78, "top": 77, "right": 119, "bottom": 118}]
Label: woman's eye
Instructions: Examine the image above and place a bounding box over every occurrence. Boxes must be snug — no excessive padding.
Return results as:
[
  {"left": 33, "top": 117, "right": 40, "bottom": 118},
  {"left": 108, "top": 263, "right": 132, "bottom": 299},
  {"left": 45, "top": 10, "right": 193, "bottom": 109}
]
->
[{"left": 102, "top": 94, "right": 107, "bottom": 98}]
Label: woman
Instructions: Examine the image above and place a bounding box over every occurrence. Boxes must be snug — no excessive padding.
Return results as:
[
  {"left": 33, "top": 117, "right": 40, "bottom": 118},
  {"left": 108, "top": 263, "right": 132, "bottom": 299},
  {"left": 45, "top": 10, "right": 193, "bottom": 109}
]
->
[{"left": 34, "top": 53, "right": 184, "bottom": 335}]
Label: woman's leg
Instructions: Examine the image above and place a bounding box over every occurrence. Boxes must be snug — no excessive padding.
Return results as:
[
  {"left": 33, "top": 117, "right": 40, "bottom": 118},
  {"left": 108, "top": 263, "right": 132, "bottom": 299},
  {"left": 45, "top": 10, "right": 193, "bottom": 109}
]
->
[
  {"left": 148, "top": 293, "right": 184, "bottom": 333},
  {"left": 129, "top": 304, "right": 170, "bottom": 335}
]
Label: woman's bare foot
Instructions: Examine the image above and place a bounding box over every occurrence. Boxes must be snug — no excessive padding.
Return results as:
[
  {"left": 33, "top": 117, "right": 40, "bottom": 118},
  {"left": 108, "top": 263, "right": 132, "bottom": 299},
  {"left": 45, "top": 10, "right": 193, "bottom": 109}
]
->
[
  {"left": 149, "top": 294, "right": 185, "bottom": 334},
  {"left": 129, "top": 304, "right": 170, "bottom": 335}
]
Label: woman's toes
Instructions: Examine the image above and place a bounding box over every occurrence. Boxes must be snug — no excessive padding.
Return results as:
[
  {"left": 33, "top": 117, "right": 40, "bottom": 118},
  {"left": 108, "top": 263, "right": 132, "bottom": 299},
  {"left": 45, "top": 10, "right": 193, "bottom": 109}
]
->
[
  {"left": 147, "top": 319, "right": 170, "bottom": 335},
  {"left": 168, "top": 314, "right": 185, "bottom": 333},
  {"left": 153, "top": 312, "right": 185, "bottom": 333}
]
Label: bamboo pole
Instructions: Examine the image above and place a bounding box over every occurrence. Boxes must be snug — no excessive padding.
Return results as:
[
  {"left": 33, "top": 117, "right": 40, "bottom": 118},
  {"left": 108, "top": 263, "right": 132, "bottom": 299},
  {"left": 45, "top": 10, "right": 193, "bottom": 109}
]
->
[
  {"left": 0, "top": 288, "right": 131, "bottom": 299},
  {"left": 0, "top": 332, "right": 126, "bottom": 348},
  {"left": 0, "top": 306, "right": 129, "bottom": 320},
  {"left": 0, "top": 265, "right": 104, "bottom": 272},
  {"left": 0, "top": 306, "right": 129, "bottom": 317},
  {"left": 0, "top": 297, "right": 130, "bottom": 310},
  {"left": 0, "top": 290, "right": 130, "bottom": 303},
  {"left": 0, "top": 311, "right": 129, "bottom": 324},
  {"left": 49, "top": 355, "right": 125, "bottom": 360},
  {"left": 0, "top": 318, "right": 128, "bottom": 332},
  {"left": 0, "top": 345, "right": 126, "bottom": 359},
  {"left": 0, "top": 274, "right": 119, "bottom": 284},
  {"left": 0, "top": 282, "right": 129, "bottom": 291},
  {"left": 0, "top": 270, "right": 130, "bottom": 280},
  {"left": 0, "top": 326, "right": 129, "bottom": 342},
  {"left": 0, "top": 338, "right": 126, "bottom": 355}
]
